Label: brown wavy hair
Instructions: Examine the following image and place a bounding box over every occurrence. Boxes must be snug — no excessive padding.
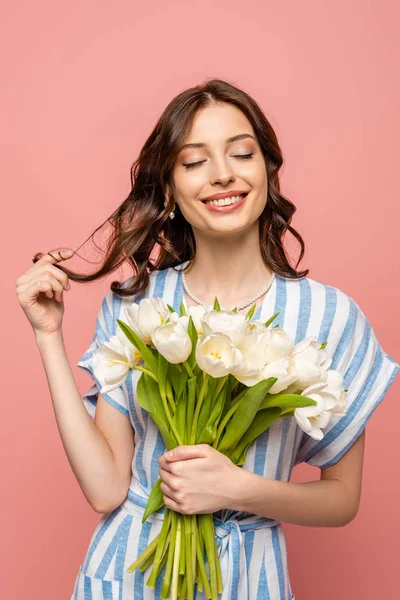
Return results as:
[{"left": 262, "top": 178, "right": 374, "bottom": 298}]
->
[{"left": 33, "top": 77, "right": 309, "bottom": 298}]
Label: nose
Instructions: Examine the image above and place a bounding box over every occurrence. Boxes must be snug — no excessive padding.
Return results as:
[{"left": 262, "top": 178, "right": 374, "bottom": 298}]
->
[{"left": 209, "top": 156, "right": 236, "bottom": 187}]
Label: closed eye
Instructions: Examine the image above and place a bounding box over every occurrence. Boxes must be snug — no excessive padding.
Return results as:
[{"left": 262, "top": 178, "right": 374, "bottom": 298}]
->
[{"left": 183, "top": 153, "right": 254, "bottom": 170}]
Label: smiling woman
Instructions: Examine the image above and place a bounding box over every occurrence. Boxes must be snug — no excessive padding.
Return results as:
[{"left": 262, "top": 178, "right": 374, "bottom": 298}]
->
[
  {"left": 51, "top": 78, "right": 309, "bottom": 300},
  {"left": 24, "top": 77, "right": 398, "bottom": 600}
]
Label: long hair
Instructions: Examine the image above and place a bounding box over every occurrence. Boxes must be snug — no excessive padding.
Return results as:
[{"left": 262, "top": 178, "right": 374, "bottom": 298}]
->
[{"left": 33, "top": 78, "right": 309, "bottom": 297}]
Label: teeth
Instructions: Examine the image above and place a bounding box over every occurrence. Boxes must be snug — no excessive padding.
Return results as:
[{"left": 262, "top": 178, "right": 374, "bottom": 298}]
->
[{"left": 204, "top": 194, "right": 245, "bottom": 206}]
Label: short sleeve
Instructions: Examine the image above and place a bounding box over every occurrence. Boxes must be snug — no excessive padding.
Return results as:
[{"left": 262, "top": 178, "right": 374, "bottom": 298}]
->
[
  {"left": 76, "top": 289, "right": 130, "bottom": 419},
  {"left": 295, "top": 294, "right": 399, "bottom": 469}
]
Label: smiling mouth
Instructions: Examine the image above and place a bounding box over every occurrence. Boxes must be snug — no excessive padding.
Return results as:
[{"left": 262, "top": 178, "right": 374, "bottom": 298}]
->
[{"left": 201, "top": 193, "right": 248, "bottom": 204}]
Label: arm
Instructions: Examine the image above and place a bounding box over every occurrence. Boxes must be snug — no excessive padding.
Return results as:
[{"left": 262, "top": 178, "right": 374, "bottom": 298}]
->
[
  {"left": 36, "top": 330, "right": 132, "bottom": 513},
  {"left": 232, "top": 429, "right": 366, "bottom": 528}
]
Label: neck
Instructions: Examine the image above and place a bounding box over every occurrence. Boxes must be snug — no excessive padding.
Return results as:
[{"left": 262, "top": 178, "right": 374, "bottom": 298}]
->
[{"left": 182, "top": 229, "right": 274, "bottom": 308}]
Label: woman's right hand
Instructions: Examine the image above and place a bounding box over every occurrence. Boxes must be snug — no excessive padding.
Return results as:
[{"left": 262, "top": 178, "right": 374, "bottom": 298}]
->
[{"left": 16, "top": 249, "right": 74, "bottom": 337}]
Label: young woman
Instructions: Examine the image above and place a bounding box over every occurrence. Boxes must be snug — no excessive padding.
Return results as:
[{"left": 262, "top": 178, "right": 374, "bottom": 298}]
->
[{"left": 17, "top": 79, "right": 399, "bottom": 600}]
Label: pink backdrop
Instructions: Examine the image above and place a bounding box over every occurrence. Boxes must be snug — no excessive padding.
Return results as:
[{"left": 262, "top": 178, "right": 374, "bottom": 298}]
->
[{"left": 2, "top": 1, "right": 399, "bottom": 598}]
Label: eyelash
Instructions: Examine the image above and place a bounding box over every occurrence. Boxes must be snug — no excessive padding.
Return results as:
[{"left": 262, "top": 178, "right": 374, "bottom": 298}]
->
[{"left": 183, "top": 153, "right": 254, "bottom": 170}]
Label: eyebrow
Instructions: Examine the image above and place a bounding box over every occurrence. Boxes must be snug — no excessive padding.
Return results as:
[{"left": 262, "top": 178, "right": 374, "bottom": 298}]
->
[{"left": 179, "top": 133, "right": 256, "bottom": 151}]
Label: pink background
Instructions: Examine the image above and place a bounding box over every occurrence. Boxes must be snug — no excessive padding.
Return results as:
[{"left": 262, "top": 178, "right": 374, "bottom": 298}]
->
[{"left": 2, "top": 1, "right": 399, "bottom": 598}]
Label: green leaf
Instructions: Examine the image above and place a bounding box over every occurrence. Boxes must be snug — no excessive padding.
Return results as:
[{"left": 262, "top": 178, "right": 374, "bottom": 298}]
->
[
  {"left": 245, "top": 302, "right": 257, "bottom": 321},
  {"left": 116, "top": 319, "right": 158, "bottom": 374},
  {"left": 186, "top": 315, "right": 199, "bottom": 372},
  {"left": 217, "top": 377, "right": 278, "bottom": 454},
  {"left": 158, "top": 353, "right": 169, "bottom": 394},
  {"left": 320, "top": 341, "right": 328, "bottom": 350},
  {"left": 213, "top": 297, "right": 221, "bottom": 311},
  {"left": 180, "top": 300, "right": 187, "bottom": 317},
  {"left": 193, "top": 373, "right": 211, "bottom": 439},
  {"left": 136, "top": 370, "right": 152, "bottom": 412},
  {"left": 166, "top": 304, "right": 175, "bottom": 313},
  {"left": 186, "top": 376, "right": 197, "bottom": 442},
  {"left": 168, "top": 362, "right": 185, "bottom": 401},
  {"left": 173, "top": 385, "right": 188, "bottom": 444},
  {"left": 259, "top": 393, "right": 318, "bottom": 411},
  {"left": 197, "top": 380, "right": 228, "bottom": 444},
  {"left": 137, "top": 371, "right": 177, "bottom": 449},
  {"left": 264, "top": 311, "right": 280, "bottom": 328},
  {"left": 230, "top": 407, "right": 281, "bottom": 465},
  {"left": 142, "top": 478, "right": 165, "bottom": 523}
]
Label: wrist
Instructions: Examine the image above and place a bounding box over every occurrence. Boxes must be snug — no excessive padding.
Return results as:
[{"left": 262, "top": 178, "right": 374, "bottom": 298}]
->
[
  {"left": 228, "top": 465, "right": 254, "bottom": 513},
  {"left": 35, "top": 328, "right": 64, "bottom": 348}
]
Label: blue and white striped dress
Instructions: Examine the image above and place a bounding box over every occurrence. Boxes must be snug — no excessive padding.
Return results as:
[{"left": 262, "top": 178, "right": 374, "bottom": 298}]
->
[{"left": 70, "top": 262, "right": 399, "bottom": 600}]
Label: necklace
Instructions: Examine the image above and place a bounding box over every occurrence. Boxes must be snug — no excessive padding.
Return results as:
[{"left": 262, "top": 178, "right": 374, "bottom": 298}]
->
[{"left": 180, "top": 260, "right": 276, "bottom": 312}]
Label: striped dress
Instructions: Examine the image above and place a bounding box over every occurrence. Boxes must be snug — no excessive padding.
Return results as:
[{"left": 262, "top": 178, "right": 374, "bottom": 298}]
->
[{"left": 70, "top": 262, "right": 399, "bottom": 600}]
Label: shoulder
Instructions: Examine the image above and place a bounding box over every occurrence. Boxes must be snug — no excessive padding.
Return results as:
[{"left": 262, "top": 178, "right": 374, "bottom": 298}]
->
[
  {"left": 288, "top": 274, "right": 366, "bottom": 326},
  {"left": 104, "top": 265, "right": 177, "bottom": 311},
  {"left": 281, "top": 274, "right": 373, "bottom": 364}
]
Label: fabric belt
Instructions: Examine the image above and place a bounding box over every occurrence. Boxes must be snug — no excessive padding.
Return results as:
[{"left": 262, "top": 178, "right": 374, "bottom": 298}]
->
[{"left": 120, "top": 489, "right": 281, "bottom": 599}]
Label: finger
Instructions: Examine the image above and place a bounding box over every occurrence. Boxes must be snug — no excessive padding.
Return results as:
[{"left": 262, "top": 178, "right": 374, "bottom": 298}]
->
[
  {"left": 159, "top": 466, "right": 175, "bottom": 482},
  {"left": 160, "top": 480, "right": 175, "bottom": 499},
  {"left": 32, "top": 248, "right": 74, "bottom": 266},
  {"left": 163, "top": 444, "right": 209, "bottom": 462},
  {"left": 159, "top": 459, "right": 174, "bottom": 473},
  {"left": 163, "top": 494, "right": 181, "bottom": 513},
  {"left": 17, "top": 263, "right": 71, "bottom": 294},
  {"left": 18, "top": 279, "right": 59, "bottom": 305}
]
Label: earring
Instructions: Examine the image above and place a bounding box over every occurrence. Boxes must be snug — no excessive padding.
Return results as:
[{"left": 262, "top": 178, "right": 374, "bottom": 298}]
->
[{"left": 164, "top": 198, "right": 176, "bottom": 220}]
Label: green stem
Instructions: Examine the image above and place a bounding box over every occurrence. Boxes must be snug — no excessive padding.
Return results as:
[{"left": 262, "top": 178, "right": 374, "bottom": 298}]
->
[
  {"left": 126, "top": 531, "right": 161, "bottom": 572},
  {"left": 165, "top": 378, "right": 176, "bottom": 416},
  {"left": 191, "top": 514, "right": 197, "bottom": 586},
  {"left": 171, "top": 513, "right": 182, "bottom": 600},
  {"left": 180, "top": 573, "right": 187, "bottom": 599},
  {"left": 160, "top": 511, "right": 177, "bottom": 599},
  {"left": 132, "top": 365, "right": 159, "bottom": 382},
  {"left": 184, "top": 515, "right": 194, "bottom": 600},
  {"left": 214, "top": 531, "right": 223, "bottom": 594},
  {"left": 212, "top": 400, "right": 241, "bottom": 449},
  {"left": 212, "top": 375, "right": 228, "bottom": 405},
  {"left": 159, "top": 382, "right": 183, "bottom": 447},
  {"left": 196, "top": 527, "right": 212, "bottom": 598},
  {"left": 191, "top": 372, "right": 209, "bottom": 444},
  {"left": 146, "top": 509, "right": 171, "bottom": 588},
  {"left": 183, "top": 360, "right": 194, "bottom": 378},
  {"left": 200, "top": 513, "right": 218, "bottom": 599}
]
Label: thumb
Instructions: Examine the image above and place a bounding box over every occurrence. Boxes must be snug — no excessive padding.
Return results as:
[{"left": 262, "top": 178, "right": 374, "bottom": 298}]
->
[
  {"left": 34, "top": 248, "right": 74, "bottom": 264},
  {"left": 164, "top": 445, "right": 207, "bottom": 461}
]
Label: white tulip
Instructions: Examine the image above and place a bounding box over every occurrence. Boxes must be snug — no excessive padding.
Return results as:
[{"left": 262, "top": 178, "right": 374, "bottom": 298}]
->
[
  {"left": 263, "top": 327, "right": 295, "bottom": 363},
  {"left": 294, "top": 382, "right": 337, "bottom": 440},
  {"left": 320, "top": 370, "right": 348, "bottom": 416},
  {"left": 169, "top": 311, "right": 190, "bottom": 331},
  {"left": 290, "top": 336, "right": 332, "bottom": 389},
  {"left": 261, "top": 358, "right": 298, "bottom": 394},
  {"left": 196, "top": 332, "right": 243, "bottom": 378},
  {"left": 184, "top": 304, "right": 207, "bottom": 335},
  {"left": 124, "top": 297, "right": 171, "bottom": 344},
  {"left": 229, "top": 327, "right": 266, "bottom": 385},
  {"left": 92, "top": 334, "right": 140, "bottom": 394},
  {"left": 151, "top": 320, "right": 192, "bottom": 364},
  {"left": 201, "top": 309, "right": 250, "bottom": 346}
]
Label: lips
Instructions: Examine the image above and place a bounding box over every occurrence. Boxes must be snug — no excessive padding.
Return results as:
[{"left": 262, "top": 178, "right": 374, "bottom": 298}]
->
[
  {"left": 201, "top": 192, "right": 247, "bottom": 204},
  {"left": 202, "top": 192, "right": 249, "bottom": 212}
]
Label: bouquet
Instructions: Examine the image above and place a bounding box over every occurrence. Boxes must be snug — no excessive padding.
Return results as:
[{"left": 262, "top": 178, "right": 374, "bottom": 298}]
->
[{"left": 91, "top": 295, "right": 348, "bottom": 599}]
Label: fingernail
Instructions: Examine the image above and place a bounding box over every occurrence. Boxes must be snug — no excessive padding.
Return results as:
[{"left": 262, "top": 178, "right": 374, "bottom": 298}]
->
[{"left": 63, "top": 249, "right": 73, "bottom": 256}]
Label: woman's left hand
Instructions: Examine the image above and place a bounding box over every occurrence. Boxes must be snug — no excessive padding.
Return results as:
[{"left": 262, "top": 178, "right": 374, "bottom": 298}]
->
[{"left": 158, "top": 444, "right": 243, "bottom": 515}]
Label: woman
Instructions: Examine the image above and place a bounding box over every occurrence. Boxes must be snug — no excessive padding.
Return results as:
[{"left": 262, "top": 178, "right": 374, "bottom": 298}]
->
[{"left": 16, "top": 79, "right": 399, "bottom": 600}]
